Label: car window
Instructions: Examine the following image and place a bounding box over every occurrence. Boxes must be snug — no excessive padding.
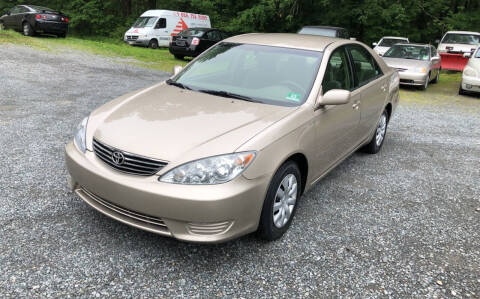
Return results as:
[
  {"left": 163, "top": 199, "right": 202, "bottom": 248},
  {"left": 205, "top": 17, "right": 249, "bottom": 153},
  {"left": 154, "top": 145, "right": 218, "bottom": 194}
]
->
[
  {"left": 431, "top": 46, "right": 438, "bottom": 57},
  {"left": 206, "top": 31, "right": 221, "bottom": 41},
  {"left": 298, "top": 27, "right": 336, "bottom": 37},
  {"left": 441, "top": 33, "right": 480, "bottom": 45},
  {"left": 348, "top": 45, "right": 383, "bottom": 87},
  {"left": 155, "top": 18, "right": 166, "bottom": 29},
  {"left": 379, "top": 38, "right": 408, "bottom": 47},
  {"left": 322, "top": 47, "right": 353, "bottom": 93},
  {"left": 476, "top": 48, "right": 480, "bottom": 58},
  {"left": 132, "top": 17, "right": 157, "bottom": 28},
  {"left": 10, "top": 6, "right": 21, "bottom": 14},
  {"left": 220, "top": 31, "right": 229, "bottom": 40},
  {"left": 384, "top": 45, "right": 430, "bottom": 61}
]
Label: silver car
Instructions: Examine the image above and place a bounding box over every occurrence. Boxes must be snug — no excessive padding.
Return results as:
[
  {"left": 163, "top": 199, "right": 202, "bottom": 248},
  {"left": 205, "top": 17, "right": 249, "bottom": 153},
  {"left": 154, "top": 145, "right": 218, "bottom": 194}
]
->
[{"left": 382, "top": 43, "right": 441, "bottom": 90}]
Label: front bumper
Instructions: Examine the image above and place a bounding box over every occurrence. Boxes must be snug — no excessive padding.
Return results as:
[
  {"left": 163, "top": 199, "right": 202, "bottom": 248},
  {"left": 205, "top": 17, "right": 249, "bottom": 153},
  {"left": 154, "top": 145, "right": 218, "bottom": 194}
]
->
[
  {"left": 124, "top": 38, "right": 150, "bottom": 47},
  {"left": 65, "top": 142, "right": 270, "bottom": 243},
  {"left": 397, "top": 71, "right": 429, "bottom": 86},
  {"left": 461, "top": 76, "right": 480, "bottom": 93},
  {"left": 34, "top": 20, "right": 68, "bottom": 34}
]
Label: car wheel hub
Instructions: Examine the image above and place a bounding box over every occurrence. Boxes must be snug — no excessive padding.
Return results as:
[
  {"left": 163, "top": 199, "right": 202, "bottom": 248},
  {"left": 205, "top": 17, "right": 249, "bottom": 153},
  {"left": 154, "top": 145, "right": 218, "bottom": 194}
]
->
[
  {"left": 273, "top": 174, "right": 297, "bottom": 228},
  {"left": 375, "top": 113, "right": 387, "bottom": 146}
]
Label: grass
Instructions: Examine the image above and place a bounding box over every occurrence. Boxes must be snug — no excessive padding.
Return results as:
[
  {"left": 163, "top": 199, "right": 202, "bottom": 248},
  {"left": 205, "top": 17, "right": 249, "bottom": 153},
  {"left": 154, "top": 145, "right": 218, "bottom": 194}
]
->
[{"left": 0, "top": 30, "right": 188, "bottom": 71}]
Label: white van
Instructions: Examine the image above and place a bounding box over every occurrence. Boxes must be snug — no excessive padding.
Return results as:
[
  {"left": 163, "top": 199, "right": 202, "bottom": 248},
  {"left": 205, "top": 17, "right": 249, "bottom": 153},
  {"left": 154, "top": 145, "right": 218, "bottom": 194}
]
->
[{"left": 124, "top": 10, "right": 211, "bottom": 49}]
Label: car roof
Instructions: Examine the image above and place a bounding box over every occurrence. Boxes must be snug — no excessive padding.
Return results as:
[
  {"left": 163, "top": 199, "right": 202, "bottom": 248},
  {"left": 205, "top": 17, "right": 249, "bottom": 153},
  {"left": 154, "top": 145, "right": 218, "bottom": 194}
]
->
[
  {"left": 224, "top": 33, "right": 340, "bottom": 52},
  {"left": 381, "top": 36, "right": 408, "bottom": 40},
  {"left": 301, "top": 26, "right": 346, "bottom": 30},
  {"left": 445, "top": 31, "right": 480, "bottom": 35}
]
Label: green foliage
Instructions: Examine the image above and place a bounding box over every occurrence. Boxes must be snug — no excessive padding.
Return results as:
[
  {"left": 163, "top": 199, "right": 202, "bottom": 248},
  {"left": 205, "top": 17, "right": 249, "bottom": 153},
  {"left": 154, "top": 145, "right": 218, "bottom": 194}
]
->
[{"left": 1, "top": 0, "right": 479, "bottom": 44}]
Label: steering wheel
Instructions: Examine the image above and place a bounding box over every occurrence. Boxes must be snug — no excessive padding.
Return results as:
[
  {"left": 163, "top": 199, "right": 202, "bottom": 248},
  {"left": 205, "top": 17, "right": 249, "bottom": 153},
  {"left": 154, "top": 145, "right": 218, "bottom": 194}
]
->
[{"left": 279, "top": 80, "right": 306, "bottom": 94}]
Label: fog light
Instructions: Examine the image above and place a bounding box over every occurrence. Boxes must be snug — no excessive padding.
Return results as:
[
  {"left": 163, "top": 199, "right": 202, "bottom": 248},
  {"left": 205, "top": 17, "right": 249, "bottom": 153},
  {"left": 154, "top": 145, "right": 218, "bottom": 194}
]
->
[{"left": 466, "top": 84, "right": 472, "bottom": 89}]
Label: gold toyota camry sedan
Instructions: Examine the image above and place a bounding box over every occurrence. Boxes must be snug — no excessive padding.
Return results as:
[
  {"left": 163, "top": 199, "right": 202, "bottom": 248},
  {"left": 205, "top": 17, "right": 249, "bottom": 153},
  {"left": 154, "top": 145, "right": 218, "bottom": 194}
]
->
[{"left": 65, "top": 33, "right": 399, "bottom": 243}]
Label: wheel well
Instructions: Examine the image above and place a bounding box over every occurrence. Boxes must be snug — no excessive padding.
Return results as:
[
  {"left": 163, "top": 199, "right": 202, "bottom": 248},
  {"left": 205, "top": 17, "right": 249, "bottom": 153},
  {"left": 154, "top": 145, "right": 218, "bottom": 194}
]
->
[
  {"left": 385, "top": 103, "right": 392, "bottom": 122},
  {"left": 285, "top": 153, "right": 308, "bottom": 195},
  {"left": 150, "top": 38, "right": 158, "bottom": 43}
]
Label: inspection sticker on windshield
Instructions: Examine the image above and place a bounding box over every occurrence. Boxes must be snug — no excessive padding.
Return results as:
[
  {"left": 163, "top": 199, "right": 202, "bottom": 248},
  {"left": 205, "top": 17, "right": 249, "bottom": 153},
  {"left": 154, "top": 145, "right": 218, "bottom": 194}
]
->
[{"left": 286, "top": 92, "right": 301, "bottom": 102}]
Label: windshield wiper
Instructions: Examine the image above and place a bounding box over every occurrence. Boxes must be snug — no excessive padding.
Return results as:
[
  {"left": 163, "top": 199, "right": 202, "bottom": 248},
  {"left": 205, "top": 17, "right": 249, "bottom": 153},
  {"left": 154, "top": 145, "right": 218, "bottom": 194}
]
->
[
  {"left": 197, "top": 89, "right": 262, "bottom": 103},
  {"left": 166, "top": 79, "right": 191, "bottom": 90}
]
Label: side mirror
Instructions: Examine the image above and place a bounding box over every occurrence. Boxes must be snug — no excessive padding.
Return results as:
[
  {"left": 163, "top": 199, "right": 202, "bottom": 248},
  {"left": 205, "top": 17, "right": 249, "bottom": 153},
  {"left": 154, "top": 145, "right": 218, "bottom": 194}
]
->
[
  {"left": 6, "top": 11, "right": 11, "bottom": 15},
  {"left": 463, "top": 52, "right": 472, "bottom": 58},
  {"left": 372, "top": 42, "right": 378, "bottom": 47},
  {"left": 435, "top": 39, "right": 440, "bottom": 44},
  {"left": 173, "top": 65, "right": 183, "bottom": 76},
  {"left": 316, "top": 89, "right": 351, "bottom": 108}
]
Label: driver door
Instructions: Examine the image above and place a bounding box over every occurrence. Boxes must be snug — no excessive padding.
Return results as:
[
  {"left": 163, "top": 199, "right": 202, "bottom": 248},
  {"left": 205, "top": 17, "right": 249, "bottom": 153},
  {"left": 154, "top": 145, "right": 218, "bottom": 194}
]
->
[
  {"left": 312, "top": 46, "right": 361, "bottom": 178},
  {"left": 153, "top": 18, "right": 168, "bottom": 46}
]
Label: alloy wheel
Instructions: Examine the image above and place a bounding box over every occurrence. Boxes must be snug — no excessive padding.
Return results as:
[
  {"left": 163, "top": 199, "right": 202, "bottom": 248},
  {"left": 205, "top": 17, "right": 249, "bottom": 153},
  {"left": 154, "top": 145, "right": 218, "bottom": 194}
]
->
[
  {"left": 375, "top": 113, "right": 387, "bottom": 146},
  {"left": 273, "top": 174, "right": 297, "bottom": 228}
]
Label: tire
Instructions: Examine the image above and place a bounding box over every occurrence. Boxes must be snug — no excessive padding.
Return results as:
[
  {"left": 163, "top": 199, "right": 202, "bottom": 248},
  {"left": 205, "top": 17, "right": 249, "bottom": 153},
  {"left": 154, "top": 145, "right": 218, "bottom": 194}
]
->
[
  {"left": 22, "top": 22, "right": 34, "bottom": 36},
  {"left": 148, "top": 39, "right": 158, "bottom": 49},
  {"left": 459, "top": 86, "right": 466, "bottom": 95},
  {"left": 431, "top": 70, "right": 440, "bottom": 84},
  {"left": 174, "top": 54, "right": 184, "bottom": 60},
  {"left": 258, "top": 161, "right": 301, "bottom": 241},
  {"left": 420, "top": 74, "right": 429, "bottom": 90},
  {"left": 361, "top": 109, "right": 388, "bottom": 154}
]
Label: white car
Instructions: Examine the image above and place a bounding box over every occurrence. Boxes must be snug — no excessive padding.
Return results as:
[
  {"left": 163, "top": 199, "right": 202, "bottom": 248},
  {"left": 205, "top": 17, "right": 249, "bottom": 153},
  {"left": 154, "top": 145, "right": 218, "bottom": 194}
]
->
[
  {"left": 373, "top": 36, "right": 409, "bottom": 56},
  {"left": 438, "top": 31, "right": 480, "bottom": 54},
  {"left": 460, "top": 47, "right": 480, "bottom": 95},
  {"left": 124, "top": 10, "right": 211, "bottom": 49}
]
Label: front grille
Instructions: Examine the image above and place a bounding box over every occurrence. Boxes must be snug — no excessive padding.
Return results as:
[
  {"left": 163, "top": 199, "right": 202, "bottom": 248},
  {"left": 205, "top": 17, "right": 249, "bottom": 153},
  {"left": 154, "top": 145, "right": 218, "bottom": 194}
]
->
[
  {"left": 80, "top": 188, "right": 169, "bottom": 231},
  {"left": 126, "top": 35, "right": 138, "bottom": 41},
  {"left": 395, "top": 68, "right": 407, "bottom": 72},
  {"left": 93, "top": 138, "right": 167, "bottom": 176},
  {"left": 400, "top": 79, "right": 414, "bottom": 84}
]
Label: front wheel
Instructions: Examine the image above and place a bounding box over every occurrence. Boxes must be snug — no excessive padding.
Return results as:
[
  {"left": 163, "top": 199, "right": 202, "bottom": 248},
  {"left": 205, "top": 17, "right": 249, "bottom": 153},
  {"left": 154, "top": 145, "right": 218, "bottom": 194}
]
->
[
  {"left": 420, "top": 74, "right": 429, "bottom": 90},
  {"left": 148, "top": 39, "right": 158, "bottom": 49},
  {"left": 361, "top": 109, "right": 388, "bottom": 154},
  {"left": 23, "top": 22, "right": 34, "bottom": 36},
  {"left": 258, "top": 161, "right": 301, "bottom": 241},
  {"left": 431, "top": 70, "right": 440, "bottom": 84}
]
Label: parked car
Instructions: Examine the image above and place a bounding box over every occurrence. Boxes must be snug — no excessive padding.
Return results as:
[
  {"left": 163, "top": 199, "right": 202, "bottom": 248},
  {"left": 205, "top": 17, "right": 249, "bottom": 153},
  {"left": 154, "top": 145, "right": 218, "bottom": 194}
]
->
[
  {"left": 169, "top": 28, "right": 228, "bottom": 59},
  {"left": 124, "top": 10, "right": 211, "bottom": 49},
  {"left": 459, "top": 47, "right": 480, "bottom": 95},
  {"left": 0, "top": 5, "right": 69, "bottom": 37},
  {"left": 437, "top": 31, "right": 480, "bottom": 71},
  {"left": 65, "top": 33, "right": 399, "bottom": 243},
  {"left": 298, "top": 26, "right": 350, "bottom": 39},
  {"left": 382, "top": 43, "right": 441, "bottom": 90},
  {"left": 372, "top": 36, "right": 409, "bottom": 56}
]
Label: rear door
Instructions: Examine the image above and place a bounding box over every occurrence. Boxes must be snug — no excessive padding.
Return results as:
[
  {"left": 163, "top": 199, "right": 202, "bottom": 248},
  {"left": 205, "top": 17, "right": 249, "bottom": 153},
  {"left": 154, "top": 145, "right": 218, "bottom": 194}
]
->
[
  {"left": 347, "top": 44, "right": 387, "bottom": 141},
  {"left": 5, "top": 6, "right": 20, "bottom": 29},
  {"left": 312, "top": 46, "right": 360, "bottom": 178}
]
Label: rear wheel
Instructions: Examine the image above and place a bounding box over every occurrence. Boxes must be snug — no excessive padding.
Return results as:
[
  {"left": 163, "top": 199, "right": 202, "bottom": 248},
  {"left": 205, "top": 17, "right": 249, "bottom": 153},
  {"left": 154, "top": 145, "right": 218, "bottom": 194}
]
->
[
  {"left": 148, "top": 39, "right": 158, "bottom": 49},
  {"left": 174, "top": 54, "right": 184, "bottom": 60},
  {"left": 258, "top": 161, "right": 301, "bottom": 241},
  {"left": 459, "top": 85, "right": 466, "bottom": 95},
  {"left": 362, "top": 109, "right": 388, "bottom": 154},
  {"left": 22, "top": 22, "right": 34, "bottom": 36}
]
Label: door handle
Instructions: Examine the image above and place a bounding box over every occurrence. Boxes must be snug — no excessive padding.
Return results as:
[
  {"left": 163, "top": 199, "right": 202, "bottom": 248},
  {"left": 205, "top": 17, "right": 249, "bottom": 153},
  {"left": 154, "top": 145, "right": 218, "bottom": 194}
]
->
[{"left": 352, "top": 101, "right": 360, "bottom": 110}]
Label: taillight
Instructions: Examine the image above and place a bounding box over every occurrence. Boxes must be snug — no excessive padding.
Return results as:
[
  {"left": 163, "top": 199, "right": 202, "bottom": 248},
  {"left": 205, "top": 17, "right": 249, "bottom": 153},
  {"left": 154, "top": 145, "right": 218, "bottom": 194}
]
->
[
  {"left": 191, "top": 37, "right": 200, "bottom": 46},
  {"left": 169, "top": 36, "right": 173, "bottom": 43},
  {"left": 65, "top": 18, "right": 69, "bottom": 23},
  {"left": 35, "top": 14, "right": 41, "bottom": 20}
]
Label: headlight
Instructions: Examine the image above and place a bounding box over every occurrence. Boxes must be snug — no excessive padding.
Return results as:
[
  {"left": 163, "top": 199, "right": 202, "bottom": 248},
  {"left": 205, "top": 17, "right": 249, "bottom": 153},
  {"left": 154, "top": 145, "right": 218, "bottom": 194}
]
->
[
  {"left": 74, "top": 117, "right": 88, "bottom": 153},
  {"left": 389, "top": 72, "right": 399, "bottom": 92},
  {"left": 463, "top": 66, "right": 477, "bottom": 78},
  {"left": 160, "top": 152, "right": 256, "bottom": 185},
  {"left": 414, "top": 67, "right": 427, "bottom": 73}
]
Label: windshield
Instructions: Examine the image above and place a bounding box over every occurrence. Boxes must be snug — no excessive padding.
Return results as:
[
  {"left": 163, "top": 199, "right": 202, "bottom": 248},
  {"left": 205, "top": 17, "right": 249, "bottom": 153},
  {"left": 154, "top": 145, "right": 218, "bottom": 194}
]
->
[
  {"left": 132, "top": 17, "right": 157, "bottom": 28},
  {"left": 172, "top": 43, "right": 323, "bottom": 106},
  {"left": 383, "top": 45, "right": 430, "bottom": 61},
  {"left": 298, "top": 27, "right": 336, "bottom": 37},
  {"left": 379, "top": 38, "right": 408, "bottom": 47},
  {"left": 178, "top": 29, "right": 207, "bottom": 37},
  {"left": 441, "top": 33, "right": 480, "bottom": 45}
]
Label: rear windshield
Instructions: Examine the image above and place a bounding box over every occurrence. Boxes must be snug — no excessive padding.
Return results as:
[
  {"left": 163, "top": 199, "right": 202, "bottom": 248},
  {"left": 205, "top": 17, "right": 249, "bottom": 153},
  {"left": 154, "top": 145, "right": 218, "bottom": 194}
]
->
[
  {"left": 178, "top": 29, "right": 207, "bottom": 37},
  {"left": 441, "top": 33, "right": 480, "bottom": 45},
  {"left": 132, "top": 17, "right": 157, "bottom": 28},
  {"left": 298, "top": 27, "right": 336, "bottom": 37},
  {"left": 383, "top": 45, "right": 430, "bottom": 61},
  {"left": 379, "top": 38, "right": 408, "bottom": 47},
  {"left": 29, "top": 5, "right": 57, "bottom": 12}
]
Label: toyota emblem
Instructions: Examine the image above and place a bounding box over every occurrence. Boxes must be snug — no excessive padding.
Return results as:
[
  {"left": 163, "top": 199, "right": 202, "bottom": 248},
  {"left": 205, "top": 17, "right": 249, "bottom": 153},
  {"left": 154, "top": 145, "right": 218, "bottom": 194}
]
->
[{"left": 111, "top": 151, "right": 125, "bottom": 165}]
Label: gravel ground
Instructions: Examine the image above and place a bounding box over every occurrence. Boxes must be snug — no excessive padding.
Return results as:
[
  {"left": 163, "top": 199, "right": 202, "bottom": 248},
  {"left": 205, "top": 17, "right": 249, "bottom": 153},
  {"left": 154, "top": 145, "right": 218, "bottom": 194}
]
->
[{"left": 1, "top": 44, "right": 479, "bottom": 298}]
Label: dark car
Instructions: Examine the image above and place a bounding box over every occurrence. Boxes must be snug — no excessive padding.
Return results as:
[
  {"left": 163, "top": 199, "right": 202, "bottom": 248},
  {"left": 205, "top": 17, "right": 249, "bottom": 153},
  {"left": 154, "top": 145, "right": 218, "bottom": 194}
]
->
[
  {"left": 0, "top": 5, "right": 69, "bottom": 37},
  {"left": 298, "top": 26, "right": 350, "bottom": 39},
  {"left": 169, "top": 28, "right": 229, "bottom": 59}
]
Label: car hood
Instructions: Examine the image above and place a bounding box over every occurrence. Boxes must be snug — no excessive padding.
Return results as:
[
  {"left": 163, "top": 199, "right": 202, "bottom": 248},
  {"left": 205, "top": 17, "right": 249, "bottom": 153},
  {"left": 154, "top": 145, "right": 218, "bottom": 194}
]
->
[
  {"left": 438, "top": 43, "right": 478, "bottom": 53},
  {"left": 125, "top": 27, "right": 150, "bottom": 35},
  {"left": 90, "top": 83, "right": 295, "bottom": 162},
  {"left": 382, "top": 57, "right": 429, "bottom": 70}
]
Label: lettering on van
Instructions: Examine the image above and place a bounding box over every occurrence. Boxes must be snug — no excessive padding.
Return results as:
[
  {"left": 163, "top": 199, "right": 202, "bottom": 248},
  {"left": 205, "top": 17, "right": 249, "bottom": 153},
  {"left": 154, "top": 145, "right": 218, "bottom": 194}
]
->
[{"left": 174, "top": 12, "right": 209, "bottom": 21}]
